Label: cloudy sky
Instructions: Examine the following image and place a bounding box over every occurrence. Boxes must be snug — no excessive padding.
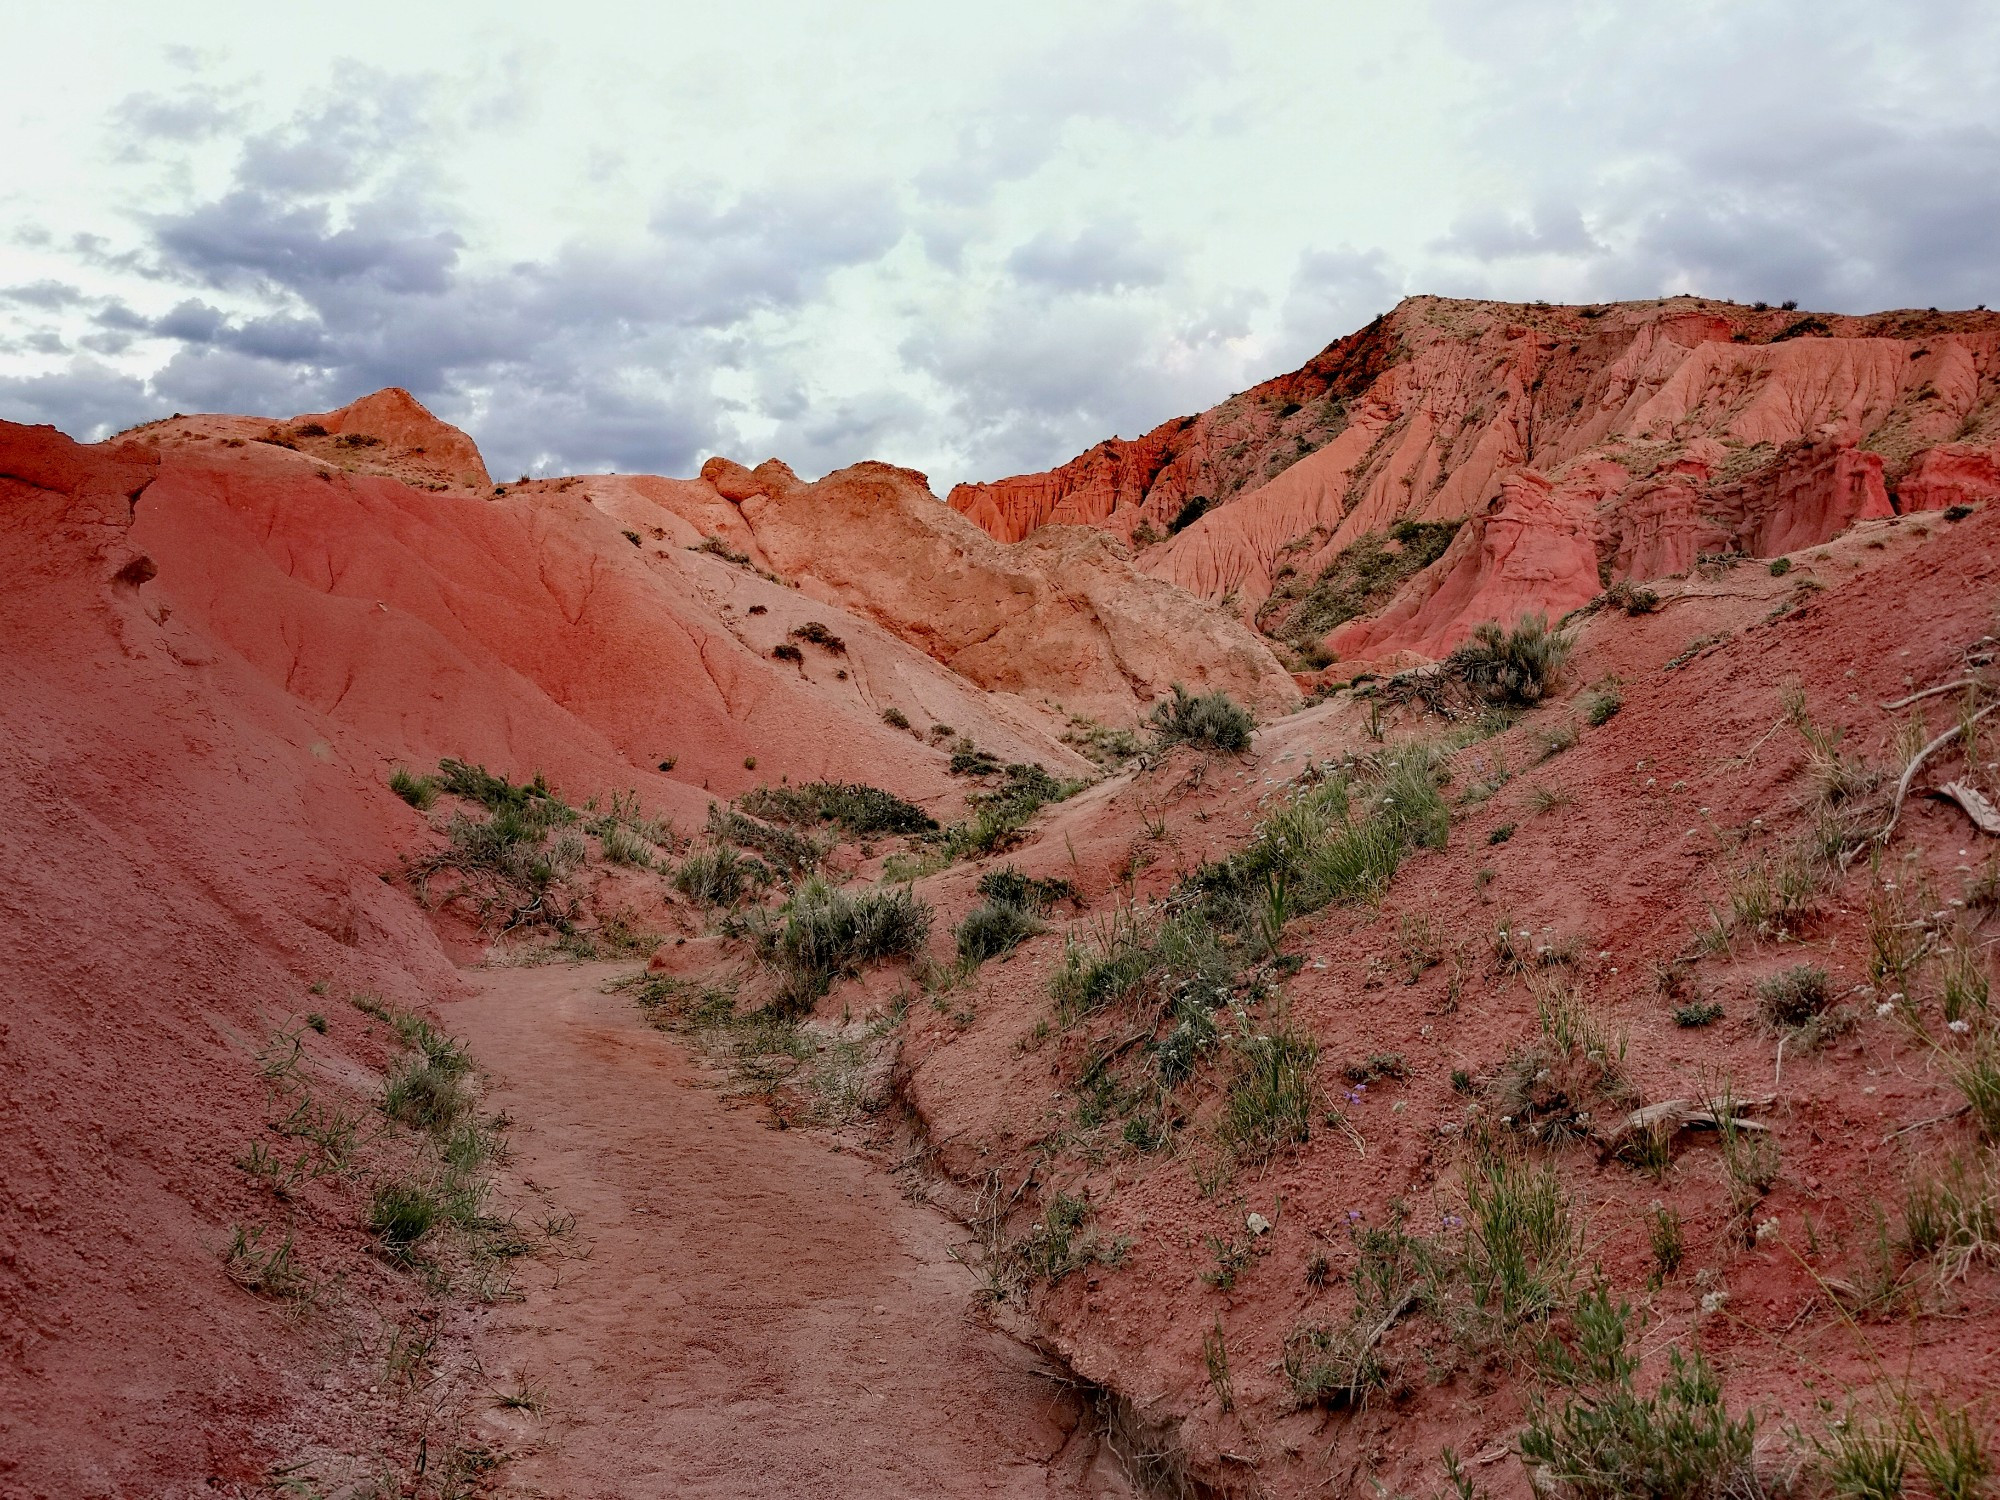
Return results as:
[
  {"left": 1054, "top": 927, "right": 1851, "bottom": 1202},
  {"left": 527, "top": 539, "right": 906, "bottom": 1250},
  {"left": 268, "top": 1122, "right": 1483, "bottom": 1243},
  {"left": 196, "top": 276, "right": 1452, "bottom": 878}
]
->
[{"left": 2, "top": 1, "right": 1995, "bottom": 489}]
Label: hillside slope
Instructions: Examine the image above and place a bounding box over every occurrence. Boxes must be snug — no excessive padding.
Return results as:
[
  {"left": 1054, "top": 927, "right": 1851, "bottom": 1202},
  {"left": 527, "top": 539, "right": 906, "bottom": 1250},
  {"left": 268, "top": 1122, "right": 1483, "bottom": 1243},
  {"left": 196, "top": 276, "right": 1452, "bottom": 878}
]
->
[{"left": 881, "top": 500, "right": 2000, "bottom": 1497}]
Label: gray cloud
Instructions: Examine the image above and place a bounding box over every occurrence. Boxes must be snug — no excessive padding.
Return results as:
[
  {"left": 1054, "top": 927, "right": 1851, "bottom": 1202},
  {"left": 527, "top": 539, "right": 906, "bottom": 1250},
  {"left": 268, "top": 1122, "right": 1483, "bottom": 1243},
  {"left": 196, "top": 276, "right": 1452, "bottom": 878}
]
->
[
  {"left": 2, "top": 281, "right": 89, "bottom": 310},
  {"left": 6, "top": 3, "right": 1997, "bottom": 496},
  {"left": 1426, "top": 0, "right": 2000, "bottom": 310},
  {"left": 0, "top": 360, "right": 152, "bottom": 434},
  {"left": 1006, "top": 223, "right": 1169, "bottom": 294},
  {"left": 7, "top": 76, "right": 910, "bottom": 478},
  {"left": 1276, "top": 247, "right": 1402, "bottom": 365}
]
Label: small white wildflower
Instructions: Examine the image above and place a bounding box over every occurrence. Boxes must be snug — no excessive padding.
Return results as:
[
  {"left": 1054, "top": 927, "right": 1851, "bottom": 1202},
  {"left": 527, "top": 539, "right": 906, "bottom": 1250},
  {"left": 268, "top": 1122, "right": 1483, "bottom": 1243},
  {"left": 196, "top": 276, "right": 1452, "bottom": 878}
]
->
[
  {"left": 1877, "top": 1003, "right": 1895, "bottom": 1017},
  {"left": 1950, "top": 1019, "right": 1971, "bottom": 1034},
  {"left": 1755, "top": 1218, "right": 1780, "bottom": 1244}
]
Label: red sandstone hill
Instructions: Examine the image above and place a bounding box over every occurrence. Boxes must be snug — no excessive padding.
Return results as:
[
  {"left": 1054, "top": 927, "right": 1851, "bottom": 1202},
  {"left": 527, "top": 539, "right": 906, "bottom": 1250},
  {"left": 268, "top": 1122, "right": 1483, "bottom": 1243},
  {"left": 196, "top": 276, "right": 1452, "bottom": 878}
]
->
[{"left": 951, "top": 297, "right": 2000, "bottom": 665}]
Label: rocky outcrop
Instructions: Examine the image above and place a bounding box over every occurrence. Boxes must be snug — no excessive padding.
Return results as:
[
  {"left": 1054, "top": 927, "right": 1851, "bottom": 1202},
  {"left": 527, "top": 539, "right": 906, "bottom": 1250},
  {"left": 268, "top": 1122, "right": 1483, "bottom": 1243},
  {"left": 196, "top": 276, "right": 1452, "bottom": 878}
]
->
[
  {"left": 610, "top": 455, "right": 1298, "bottom": 726},
  {"left": 947, "top": 312, "right": 1404, "bottom": 545},
  {"left": 1899, "top": 440, "right": 2000, "bottom": 512},
  {"left": 294, "top": 386, "right": 493, "bottom": 491}
]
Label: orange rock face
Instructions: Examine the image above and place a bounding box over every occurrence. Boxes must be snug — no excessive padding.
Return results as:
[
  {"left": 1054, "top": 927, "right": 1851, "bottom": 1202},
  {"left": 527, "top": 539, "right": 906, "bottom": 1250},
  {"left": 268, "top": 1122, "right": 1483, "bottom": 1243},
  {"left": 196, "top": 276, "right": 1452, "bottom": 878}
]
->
[
  {"left": 1328, "top": 473, "right": 1604, "bottom": 662},
  {"left": 295, "top": 386, "right": 494, "bottom": 490},
  {"left": 954, "top": 296, "right": 2000, "bottom": 665},
  {"left": 605, "top": 455, "right": 1298, "bottom": 726}
]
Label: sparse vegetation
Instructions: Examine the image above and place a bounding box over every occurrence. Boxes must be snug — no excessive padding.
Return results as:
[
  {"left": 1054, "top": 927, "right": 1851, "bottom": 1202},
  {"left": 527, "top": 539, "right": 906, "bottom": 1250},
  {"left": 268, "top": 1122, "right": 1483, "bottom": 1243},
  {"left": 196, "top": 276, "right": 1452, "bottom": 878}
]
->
[
  {"left": 396, "top": 760, "right": 680, "bottom": 939},
  {"left": 1814, "top": 1395, "right": 1994, "bottom": 1500},
  {"left": 1218, "top": 1016, "right": 1320, "bottom": 1165},
  {"left": 1604, "top": 580, "right": 1661, "bottom": 615},
  {"left": 881, "top": 706, "right": 912, "bottom": 730},
  {"left": 956, "top": 897, "right": 1046, "bottom": 965},
  {"left": 1755, "top": 964, "right": 1831, "bottom": 1029},
  {"left": 694, "top": 535, "right": 751, "bottom": 565},
  {"left": 1261, "top": 519, "right": 1462, "bottom": 648},
  {"left": 1459, "top": 1147, "right": 1583, "bottom": 1338},
  {"left": 1492, "top": 975, "right": 1632, "bottom": 1144},
  {"left": 1674, "top": 999, "right": 1725, "bottom": 1028},
  {"left": 674, "top": 842, "right": 765, "bottom": 907},
  {"left": 706, "top": 803, "right": 823, "bottom": 875},
  {"left": 1149, "top": 684, "right": 1255, "bottom": 753},
  {"left": 1581, "top": 684, "right": 1623, "bottom": 726},
  {"left": 1062, "top": 715, "right": 1144, "bottom": 768},
  {"left": 1534, "top": 721, "right": 1579, "bottom": 761},
  {"left": 1521, "top": 1287, "right": 1757, "bottom": 1500},
  {"left": 390, "top": 766, "right": 440, "bottom": 810},
  {"left": 933, "top": 762, "right": 1086, "bottom": 860},
  {"left": 788, "top": 621, "right": 846, "bottom": 653},
  {"left": 956, "top": 866, "right": 1074, "bottom": 966},
  {"left": 1283, "top": 1320, "right": 1387, "bottom": 1411},
  {"left": 1017, "top": 1192, "right": 1127, "bottom": 1283}
]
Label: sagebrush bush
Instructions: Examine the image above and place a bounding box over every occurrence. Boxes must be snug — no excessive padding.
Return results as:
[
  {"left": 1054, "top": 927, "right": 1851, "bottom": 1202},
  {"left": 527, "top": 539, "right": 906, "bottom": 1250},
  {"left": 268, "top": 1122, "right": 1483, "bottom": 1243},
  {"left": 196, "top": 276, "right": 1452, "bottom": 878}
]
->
[
  {"left": 598, "top": 822, "right": 654, "bottom": 868},
  {"left": 956, "top": 898, "right": 1046, "bottom": 965},
  {"left": 788, "top": 621, "right": 846, "bottom": 654},
  {"left": 1604, "top": 580, "right": 1660, "bottom": 615},
  {"left": 1150, "top": 684, "right": 1255, "bottom": 752},
  {"left": 977, "top": 866, "right": 1077, "bottom": 911},
  {"left": 1446, "top": 614, "right": 1573, "bottom": 706},
  {"left": 757, "top": 877, "right": 932, "bottom": 1015},
  {"left": 1755, "top": 965, "right": 1831, "bottom": 1029},
  {"left": 739, "top": 781, "right": 936, "bottom": 837},
  {"left": 674, "top": 844, "right": 760, "bottom": 907}
]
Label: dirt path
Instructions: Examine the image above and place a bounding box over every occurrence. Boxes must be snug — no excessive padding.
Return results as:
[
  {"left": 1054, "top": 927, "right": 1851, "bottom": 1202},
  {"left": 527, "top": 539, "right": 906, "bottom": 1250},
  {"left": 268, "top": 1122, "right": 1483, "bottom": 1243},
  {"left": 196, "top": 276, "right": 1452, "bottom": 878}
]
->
[{"left": 443, "top": 963, "right": 1129, "bottom": 1499}]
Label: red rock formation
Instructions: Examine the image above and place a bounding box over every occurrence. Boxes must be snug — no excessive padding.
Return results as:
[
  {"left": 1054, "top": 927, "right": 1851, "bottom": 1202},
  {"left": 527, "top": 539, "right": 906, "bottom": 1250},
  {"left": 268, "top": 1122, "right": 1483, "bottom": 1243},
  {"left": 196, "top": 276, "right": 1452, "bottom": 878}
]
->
[
  {"left": 1328, "top": 473, "right": 1603, "bottom": 661},
  {"left": 947, "top": 312, "right": 1404, "bottom": 544},
  {"left": 1899, "top": 440, "right": 2000, "bottom": 512},
  {"left": 953, "top": 297, "right": 2000, "bottom": 665}
]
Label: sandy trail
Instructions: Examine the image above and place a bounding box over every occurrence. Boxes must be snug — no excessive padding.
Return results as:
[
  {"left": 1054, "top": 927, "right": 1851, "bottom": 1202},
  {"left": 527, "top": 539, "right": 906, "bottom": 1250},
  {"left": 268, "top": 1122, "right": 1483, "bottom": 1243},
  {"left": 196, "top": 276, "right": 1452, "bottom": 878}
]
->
[{"left": 444, "top": 962, "right": 1127, "bottom": 1499}]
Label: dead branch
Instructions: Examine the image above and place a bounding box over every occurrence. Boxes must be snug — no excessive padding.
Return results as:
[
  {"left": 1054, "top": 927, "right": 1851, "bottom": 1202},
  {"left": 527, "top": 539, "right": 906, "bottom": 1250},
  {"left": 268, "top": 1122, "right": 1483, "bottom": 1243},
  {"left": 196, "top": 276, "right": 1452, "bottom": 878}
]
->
[
  {"left": 1876, "top": 702, "right": 2000, "bottom": 847},
  {"left": 1880, "top": 678, "right": 1980, "bottom": 711},
  {"left": 1597, "top": 1093, "right": 1776, "bottom": 1154},
  {"left": 1882, "top": 1102, "right": 1971, "bottom": 1145}
]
